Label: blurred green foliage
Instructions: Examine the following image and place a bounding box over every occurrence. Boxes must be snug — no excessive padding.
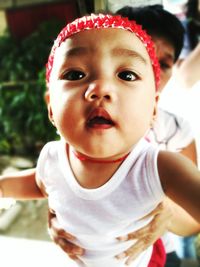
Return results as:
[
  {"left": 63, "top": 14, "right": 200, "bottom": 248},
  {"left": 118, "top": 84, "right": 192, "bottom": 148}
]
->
[{"left": 0, "top": 19, "right": 64, "bottom": 155}]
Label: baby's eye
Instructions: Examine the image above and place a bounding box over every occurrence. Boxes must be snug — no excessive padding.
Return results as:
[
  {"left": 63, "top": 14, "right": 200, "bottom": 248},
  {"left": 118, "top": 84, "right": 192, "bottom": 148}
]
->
[
  {"left": 118, "top": 71, "right": 138, "bottom": 81},
  {"left": 62, "top": 70, "right": 86, "bottom": 81},
  {"left": 159, "top": 61, "right": 171, "bottom": 71}
]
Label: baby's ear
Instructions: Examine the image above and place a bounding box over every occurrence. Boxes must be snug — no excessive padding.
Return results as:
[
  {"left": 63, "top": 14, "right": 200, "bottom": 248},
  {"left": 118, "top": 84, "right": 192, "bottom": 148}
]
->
[
  {"left": 152, "top": 91, "right": 160, "bottom": 122},
  {"left": 44, "top": 91, "right": 55, "bottom": 126}
]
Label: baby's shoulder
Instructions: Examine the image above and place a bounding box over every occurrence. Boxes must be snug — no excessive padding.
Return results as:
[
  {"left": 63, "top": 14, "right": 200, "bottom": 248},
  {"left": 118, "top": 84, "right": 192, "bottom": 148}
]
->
[
  {"left": 38, "top": 140, "right": 63, "bottom": 165},
  {"left": 157, "top": 150, "right": 195, "bottom": 188},
  {"left": 40, "top": 140, "right": 61, "bottom": 154}
]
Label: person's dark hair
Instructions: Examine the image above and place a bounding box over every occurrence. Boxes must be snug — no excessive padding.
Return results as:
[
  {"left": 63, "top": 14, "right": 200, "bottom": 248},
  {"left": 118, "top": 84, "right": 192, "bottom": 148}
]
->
[
  {"left": 186, "top": 0, "right": 200, "bottom": 49},
  {"left": 116, "top": 5, "right": 185, "bottom": 62}
]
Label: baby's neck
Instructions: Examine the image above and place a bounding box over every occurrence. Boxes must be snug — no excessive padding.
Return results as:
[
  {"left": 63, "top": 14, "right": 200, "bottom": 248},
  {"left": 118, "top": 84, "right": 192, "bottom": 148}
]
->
[
  {"left": 68, "top": 147, "right": 127, "bottom": 189},
  {"left": 73, "top": 150, "right": 129, "bottom": 164}
]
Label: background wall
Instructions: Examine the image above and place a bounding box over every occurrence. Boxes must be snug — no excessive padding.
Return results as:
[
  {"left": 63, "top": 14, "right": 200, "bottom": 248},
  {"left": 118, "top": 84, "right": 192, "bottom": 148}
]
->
[{"left": 107, "top": 0, "right": 162, "bottom": 12}]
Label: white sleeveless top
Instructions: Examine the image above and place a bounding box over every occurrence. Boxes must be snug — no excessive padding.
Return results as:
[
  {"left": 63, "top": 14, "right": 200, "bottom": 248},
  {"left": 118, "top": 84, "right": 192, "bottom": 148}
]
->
[{"left": 36, "top": 138, "right": 165, "bottom": 267}]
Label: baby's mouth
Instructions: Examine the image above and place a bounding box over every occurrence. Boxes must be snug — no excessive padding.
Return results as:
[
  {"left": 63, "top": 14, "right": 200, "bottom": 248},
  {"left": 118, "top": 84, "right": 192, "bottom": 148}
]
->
[
  {"left": 86, "top": 108, "right": 115, "bottom": 128},
  {"left": 87, "top": 116, "right": 114, "bottom": 127}
]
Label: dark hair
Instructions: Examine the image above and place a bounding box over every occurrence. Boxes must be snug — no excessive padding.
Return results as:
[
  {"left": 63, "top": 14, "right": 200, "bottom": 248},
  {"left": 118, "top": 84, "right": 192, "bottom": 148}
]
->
[
  {"left": 186, "top": 0, "right": 200, "bottom": 49},
  {"left": 116, "top": 5, "right": 185, "bottom": 62}
]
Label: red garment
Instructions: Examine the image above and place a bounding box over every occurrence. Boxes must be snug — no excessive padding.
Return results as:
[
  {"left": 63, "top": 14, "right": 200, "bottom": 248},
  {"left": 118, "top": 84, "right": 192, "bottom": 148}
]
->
[{"left": 148, "top": 239, "right": 166, "bottom": 267}]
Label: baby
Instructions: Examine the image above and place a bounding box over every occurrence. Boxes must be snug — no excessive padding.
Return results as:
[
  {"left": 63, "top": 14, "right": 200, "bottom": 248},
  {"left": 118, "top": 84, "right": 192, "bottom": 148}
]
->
[{"left": 1, "top": 14, "right": 200, "bottom": 267}]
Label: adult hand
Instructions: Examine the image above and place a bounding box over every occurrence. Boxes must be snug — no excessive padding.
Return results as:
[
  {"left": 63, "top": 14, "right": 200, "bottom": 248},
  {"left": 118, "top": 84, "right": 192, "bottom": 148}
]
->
[
  {"left": 116, "top": 201, "right": 172, "bottom": 265},
  {"left": 48, "top": 210, "right": 84, "bottom": 260},
  {"left": 48, "top": 201, "right": 171, "bottom": 265}
]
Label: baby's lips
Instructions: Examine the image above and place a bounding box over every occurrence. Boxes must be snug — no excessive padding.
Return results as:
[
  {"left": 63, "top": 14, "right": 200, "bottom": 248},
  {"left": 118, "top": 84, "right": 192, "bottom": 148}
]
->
[{"left": 87, "top": 107, "right": 113, "bottom": 123}]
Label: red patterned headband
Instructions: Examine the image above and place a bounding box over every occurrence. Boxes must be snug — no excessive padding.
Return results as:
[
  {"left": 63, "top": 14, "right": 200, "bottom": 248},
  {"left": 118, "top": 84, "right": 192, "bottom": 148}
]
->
[{"left": 46, "top": 14, "right": 160, "bottom": 89}]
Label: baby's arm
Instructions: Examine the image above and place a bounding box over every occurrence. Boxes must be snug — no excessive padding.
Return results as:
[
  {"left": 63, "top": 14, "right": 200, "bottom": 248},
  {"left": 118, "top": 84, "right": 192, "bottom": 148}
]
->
[
  {"left": 158, "top": 151, "right": 200, "bottom": 223},
  {"left": 0, "top": 168, "right": 44, "bottom": 199},
  {"left": 166, "top": 197, "right": 200, "bottom": 235},
  {"left": 169, "top": 139, "right": 199, "bottom": 234}
]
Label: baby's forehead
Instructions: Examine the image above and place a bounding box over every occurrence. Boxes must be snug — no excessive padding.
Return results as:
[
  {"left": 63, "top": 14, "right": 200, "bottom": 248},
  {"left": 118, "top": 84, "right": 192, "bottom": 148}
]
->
[
  {"left": 55, "top": 28, "right": 151, "bottom": 62},
  {"left": 46, "top": 14, "right": 160, "bottom": 89}
]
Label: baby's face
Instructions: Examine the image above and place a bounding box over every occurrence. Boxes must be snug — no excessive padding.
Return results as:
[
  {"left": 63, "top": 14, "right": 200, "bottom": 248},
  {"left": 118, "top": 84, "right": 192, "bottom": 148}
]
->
[{"left": 47, "top": 28, "right": 157, "bottom": 159}]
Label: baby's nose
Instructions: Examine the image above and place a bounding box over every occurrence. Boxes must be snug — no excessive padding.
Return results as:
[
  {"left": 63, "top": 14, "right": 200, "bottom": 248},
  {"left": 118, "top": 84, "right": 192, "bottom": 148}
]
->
[{"left": 85, "top": 80, "right": 115, "bottom": 102}]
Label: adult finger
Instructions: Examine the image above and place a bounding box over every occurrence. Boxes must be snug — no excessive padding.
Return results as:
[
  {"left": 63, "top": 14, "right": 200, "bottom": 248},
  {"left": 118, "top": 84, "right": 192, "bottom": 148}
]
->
[
  {"left": 116, "top": 203, "right": 172, "bottom": 264},
  {"left": 118, "top": 201, "right": 172, "bottom": 241},
  {"left": 48, "top": 210, "right": 84, "bottom": 256},
  {"left": 55, "top": 237, "right": 84, "bottom": 256},
  {"left": 48, "top": 216, "right": 76, "bottom": 241},
  {"left": 116, "top": 237, "right": 152, "bottom": 265}
]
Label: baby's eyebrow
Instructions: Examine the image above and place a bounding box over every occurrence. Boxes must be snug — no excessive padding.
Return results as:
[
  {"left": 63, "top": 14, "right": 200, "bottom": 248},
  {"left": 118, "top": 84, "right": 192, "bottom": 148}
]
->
[
  {"left": 64, "top": 46, "right": 148, "bottom": 66},
  {"left": 65, "top": 46, "right": 89, "bottom": 57},
  {"left": 112, "top": 48, "right": 147, "bottom": 65}
]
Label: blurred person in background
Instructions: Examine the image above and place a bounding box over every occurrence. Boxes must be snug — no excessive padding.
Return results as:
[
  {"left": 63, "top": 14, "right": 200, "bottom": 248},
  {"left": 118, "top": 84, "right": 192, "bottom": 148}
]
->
[{"left": 116, "top": 4, "right": 199, "bottom": 267}]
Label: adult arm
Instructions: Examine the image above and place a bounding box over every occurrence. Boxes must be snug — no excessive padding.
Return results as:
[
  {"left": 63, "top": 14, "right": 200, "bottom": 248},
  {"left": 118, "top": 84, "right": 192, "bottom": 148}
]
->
[
  {"left": 176, "top": 43, "right": 200, "bottom": 89},
  {"left": 180, "top": 140, "right": 198, "bottom": 165}
]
